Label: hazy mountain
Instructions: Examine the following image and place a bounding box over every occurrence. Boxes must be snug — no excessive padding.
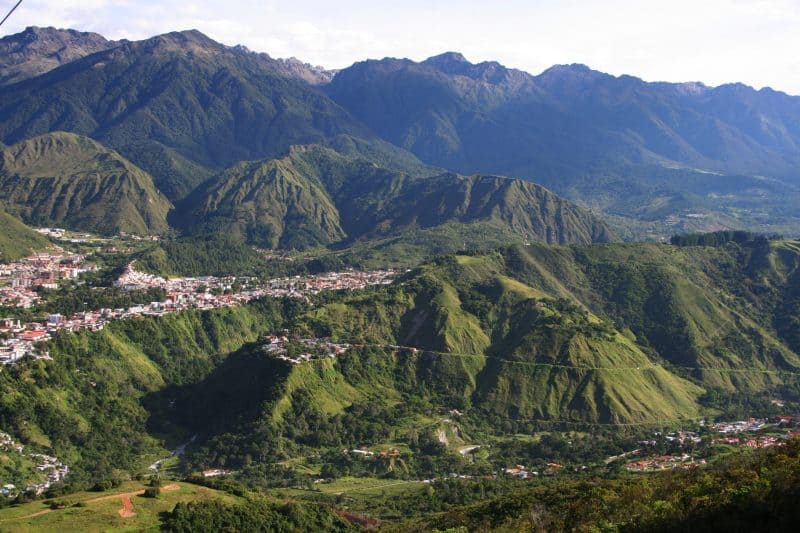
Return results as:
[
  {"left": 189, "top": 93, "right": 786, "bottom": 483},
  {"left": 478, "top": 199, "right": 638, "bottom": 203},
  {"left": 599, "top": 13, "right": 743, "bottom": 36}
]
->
[
  {"left": 175, "top": 143, "right": 614, "bottom": 249},
  {"left": 327, "top": 53, "right": 800, "bottom": 180},
  {"left": 0, "top": 29, "right": 370, "bottom": 200},
  {"left": 0, "top": 26, "right": 117, "bottom": 86},
  {"left": 325, "top": 54, "right": 800, "bottom": 232},
  {"left": 0, "top": 132, "right": 173, "bottom": 234}
]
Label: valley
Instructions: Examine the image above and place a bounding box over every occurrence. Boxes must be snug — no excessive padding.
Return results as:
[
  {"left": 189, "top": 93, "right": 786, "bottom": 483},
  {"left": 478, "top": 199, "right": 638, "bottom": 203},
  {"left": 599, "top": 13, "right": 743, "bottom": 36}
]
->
[
  {"left": 3, "top": 231, "right": 800, "bottom": 530},
  {"left": 1, "top": 17, "right": 800, "bottom": 531}
]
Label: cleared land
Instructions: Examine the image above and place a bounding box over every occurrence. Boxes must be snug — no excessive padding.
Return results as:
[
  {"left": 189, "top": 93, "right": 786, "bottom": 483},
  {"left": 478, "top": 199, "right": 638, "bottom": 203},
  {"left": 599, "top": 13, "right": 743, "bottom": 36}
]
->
[{"left": 0, "top": 481, "right": 236, "bottom": 532}]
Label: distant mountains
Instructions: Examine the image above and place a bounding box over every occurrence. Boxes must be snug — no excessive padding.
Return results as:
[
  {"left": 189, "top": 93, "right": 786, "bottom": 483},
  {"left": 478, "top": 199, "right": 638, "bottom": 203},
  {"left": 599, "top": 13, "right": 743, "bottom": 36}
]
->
[
  {"left": 1, "top": 26, "right": 800, "bottom": 242},
  {"left": 327, "top": 51, "right": 800, "bottom": 181},
  {"left": 325, "top": 53, "right": 800, "bottom": 233},
  {"left": 0, "top": 132, "right": 172, "bottom": 235}
]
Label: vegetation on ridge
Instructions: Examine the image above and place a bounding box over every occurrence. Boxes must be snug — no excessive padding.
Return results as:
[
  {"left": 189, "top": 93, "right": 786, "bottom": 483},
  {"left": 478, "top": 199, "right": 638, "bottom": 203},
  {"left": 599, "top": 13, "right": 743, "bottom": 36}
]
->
[{"left": 0, "top": 132, "right": 172, "bottom": 235}]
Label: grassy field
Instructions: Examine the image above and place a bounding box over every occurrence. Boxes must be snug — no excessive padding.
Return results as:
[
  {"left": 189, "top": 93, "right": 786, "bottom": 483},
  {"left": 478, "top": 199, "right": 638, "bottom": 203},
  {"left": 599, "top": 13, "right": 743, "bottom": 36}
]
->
[
  {"left": 273, "top": 475, "right": 427, "bottom": 502},
  {"left": 0, "top": 480, "right": 239, "bottom": 532}
]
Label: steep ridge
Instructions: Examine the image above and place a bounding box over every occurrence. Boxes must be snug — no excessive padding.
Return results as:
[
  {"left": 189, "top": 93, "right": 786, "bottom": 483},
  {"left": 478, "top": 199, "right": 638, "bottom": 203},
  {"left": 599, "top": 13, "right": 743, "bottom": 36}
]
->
[
  {"left": 175, "top": 143, "right": 614, "bottom": 250},
  {"left": 0, "top": 29, "right": 371, "bottom": 200},
  {"left": 0, "top": 132, "right": 173, "bottom": 235}
]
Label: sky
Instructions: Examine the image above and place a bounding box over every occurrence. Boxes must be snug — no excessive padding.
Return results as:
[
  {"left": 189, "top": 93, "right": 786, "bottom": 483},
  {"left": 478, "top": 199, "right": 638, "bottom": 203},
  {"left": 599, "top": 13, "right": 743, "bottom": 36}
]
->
[{"left": 2, "top": 0, "right": 800, "bottom": 94}]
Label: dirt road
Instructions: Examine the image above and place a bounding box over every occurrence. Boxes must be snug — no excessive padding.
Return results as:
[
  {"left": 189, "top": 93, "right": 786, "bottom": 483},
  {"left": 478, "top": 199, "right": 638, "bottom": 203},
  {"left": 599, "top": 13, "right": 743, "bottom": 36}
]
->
[{"left": 0, "top": 484, "right": 180, "bottom": 522}]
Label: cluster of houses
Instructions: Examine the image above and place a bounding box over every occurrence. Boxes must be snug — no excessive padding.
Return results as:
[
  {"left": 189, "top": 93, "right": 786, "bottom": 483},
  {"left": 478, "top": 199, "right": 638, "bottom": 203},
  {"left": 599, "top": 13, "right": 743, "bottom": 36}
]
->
[
  {"left": 201, "top": 468, "right": 233, "bottom": 477},
  {"left": 503, "top": 463, "right": 563, "bottom": 479},
  {"left": 663, "top": 430, "right": 703, "bottom": 445},
  {"left": 347, "top": 447, "right": 402, "bottom": 459},
  {"left": 35, "top": 227, "right": 161, "bottom": 244},
  {"left": 116, "top": 262, "right": 396, "bottom": 301},
  {"left": 714, "top": 435, "right": 787, "bottom": 448},
  {"left": 0, "top": 249, "right": 96, "bottom": 308},
  {"left": 625, "top": 454, "right": 706, "bottom": 472},
  {"left": 713, "top": 418, "right": 771, "bottom": 434},
  {"left": 618, "top": 417, "right": 800, "bottom": 472},
  {"left": 0, "top": 317, "right": 55, "bottom": 365},
  {"left": 263, "top": 335, "right": 351, "bottom": 364},
  {"left": 0, "top": 431, "right": 69, "bottom": 497}
]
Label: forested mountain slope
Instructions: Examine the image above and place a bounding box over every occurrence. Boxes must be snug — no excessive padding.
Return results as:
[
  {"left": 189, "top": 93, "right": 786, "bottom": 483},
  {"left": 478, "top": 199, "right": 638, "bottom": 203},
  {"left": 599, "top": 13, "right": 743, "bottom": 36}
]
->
[{"left": 176, "top": 143, "right": 614, "bottom": 250}]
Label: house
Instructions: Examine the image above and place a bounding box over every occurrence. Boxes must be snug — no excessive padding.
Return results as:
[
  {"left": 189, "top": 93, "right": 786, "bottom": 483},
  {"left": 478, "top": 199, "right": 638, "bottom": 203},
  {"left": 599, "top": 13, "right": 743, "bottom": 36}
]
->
[
  {"left": 0, "top": 318, "right": 21, "bottom": 331},
  {"left": 20, "top": 330, "right": 48, "bottom": 342},
  {"left": 202, "top": 469, "right": 231, "bottom": 477}
]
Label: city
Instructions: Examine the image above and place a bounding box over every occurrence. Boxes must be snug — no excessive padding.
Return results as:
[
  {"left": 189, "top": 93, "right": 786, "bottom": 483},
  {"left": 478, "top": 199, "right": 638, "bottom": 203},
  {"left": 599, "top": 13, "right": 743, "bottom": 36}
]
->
[{"left": 1, "top": 249, "right": 395, "bottom": 366}]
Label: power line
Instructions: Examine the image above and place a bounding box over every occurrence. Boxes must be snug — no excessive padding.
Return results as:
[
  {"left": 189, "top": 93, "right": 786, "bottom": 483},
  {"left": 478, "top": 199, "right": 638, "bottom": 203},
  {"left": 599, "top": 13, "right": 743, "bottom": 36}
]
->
[{"left": 0, "top": 0, "right": 23, "bottom": 28}]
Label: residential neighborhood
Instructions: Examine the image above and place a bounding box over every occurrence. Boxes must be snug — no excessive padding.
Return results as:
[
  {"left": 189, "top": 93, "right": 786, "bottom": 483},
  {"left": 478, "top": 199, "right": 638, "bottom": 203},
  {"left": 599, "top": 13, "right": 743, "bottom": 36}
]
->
[
  {"left": 263, "top": 335, "right": 351, "bottom": 364},
  {"left": 625, "top": 454, "right": 707, "bottom": 472},
  {"left": 0, "top": 248, "right": 97, "bottom": 308},
  {"left": 0, "top": 431, "right": 70, "bottom": 497},
  {"left": 1, "top": 252, "right": 395, "bottom": 367}
]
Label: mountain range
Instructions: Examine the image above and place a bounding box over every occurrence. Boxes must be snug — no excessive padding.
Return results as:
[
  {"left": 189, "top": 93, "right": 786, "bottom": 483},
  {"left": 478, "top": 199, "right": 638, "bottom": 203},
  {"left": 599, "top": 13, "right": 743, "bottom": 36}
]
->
[
  {"left": 325, "top": 52, "right": 800, "bottom": 235},
  {"left": 0, "top": 29, "right": 370, "bottom": 201},
  {"left": 0, "top": 26, "right": 799, "bottom": 245}
]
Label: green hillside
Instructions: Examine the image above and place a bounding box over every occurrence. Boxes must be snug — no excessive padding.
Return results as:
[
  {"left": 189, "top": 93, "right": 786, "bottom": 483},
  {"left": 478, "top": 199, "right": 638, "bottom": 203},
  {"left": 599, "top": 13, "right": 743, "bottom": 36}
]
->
[
  {"left": 0, "top": 209, "right": 49, "bottom": 261},
  {"left": 3, "top": 237, "right": 800, "bottom": 518},
  {"left": 176, "top": 143, "right": 614, "bottom": 250},
  {"left": 0, "top": 479, "right": 352, "bottom": 532},
  {"left": 165, "top": 236, "right": 800, "bottom": 453},
  {"left": 0, "top": 132, "right": 173, "bottom": 235},
  {"left": 0, "top": 300, "right": 288, "bottom": 485}
]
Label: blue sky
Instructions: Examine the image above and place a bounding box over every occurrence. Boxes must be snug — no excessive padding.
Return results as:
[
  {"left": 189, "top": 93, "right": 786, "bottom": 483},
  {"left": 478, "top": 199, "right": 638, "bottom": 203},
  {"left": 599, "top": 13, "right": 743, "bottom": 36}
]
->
[{"left": 2, "top": 0, "right": 799, "bottom": 94}]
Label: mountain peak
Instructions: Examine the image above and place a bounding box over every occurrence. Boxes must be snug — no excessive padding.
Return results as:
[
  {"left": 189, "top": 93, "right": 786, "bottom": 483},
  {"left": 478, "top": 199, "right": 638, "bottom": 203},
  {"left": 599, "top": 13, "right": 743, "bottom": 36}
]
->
[
  {"left": 134, "top": 29, "right": 221, "bottom": 54},
  {"left": 539, "top": 63, "right": 598, "bottom": 77},
  {"left": 424, "top": 51, "right": 469, "bottom": 65},
  {"left": 0, "top": 26, "right": 115, "bottom": 86},
  {"left": 421, "top": 51, "right": 526, "bottom": 85}
]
